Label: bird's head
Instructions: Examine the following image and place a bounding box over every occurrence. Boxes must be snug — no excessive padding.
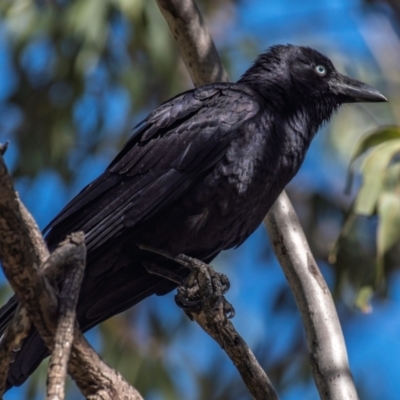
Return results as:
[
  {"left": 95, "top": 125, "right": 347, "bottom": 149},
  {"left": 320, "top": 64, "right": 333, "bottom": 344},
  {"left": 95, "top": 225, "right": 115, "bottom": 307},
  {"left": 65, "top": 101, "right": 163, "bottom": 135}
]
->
[
  {"left": 286, "top": 45, "right": 386, "bottom": 104},
  {"left": 239, "top": 45, "right": 386, "bottom": 117}
]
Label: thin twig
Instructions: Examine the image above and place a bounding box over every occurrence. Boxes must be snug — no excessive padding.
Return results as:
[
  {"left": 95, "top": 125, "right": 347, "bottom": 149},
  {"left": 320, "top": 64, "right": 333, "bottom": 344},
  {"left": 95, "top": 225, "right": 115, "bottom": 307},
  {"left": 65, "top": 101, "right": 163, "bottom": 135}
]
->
[{"left": 157, "top": 1, "right": 359, "bottom": 399}]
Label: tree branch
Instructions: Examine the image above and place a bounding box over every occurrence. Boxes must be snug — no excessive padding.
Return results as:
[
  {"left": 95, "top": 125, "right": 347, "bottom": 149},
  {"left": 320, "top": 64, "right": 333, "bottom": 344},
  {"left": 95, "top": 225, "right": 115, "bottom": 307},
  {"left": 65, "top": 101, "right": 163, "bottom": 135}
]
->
[
  {"left": 156, "top": 0, "right": 229, "bottom": 86},
  {"left": 190, "top": 307, "right": 278, "bottom": 400},
  {"left": 46, "top": 233, "right": 86, "bottom": 400},
  {"left": 156, "top": 1, "right": 359, "bottom": 399},
  {"left": 264, "top": 192, "right": 358, "bottom": 400},
  {"left": 0, "top": 144, "right": 143, "bottom": 400},
  {"left": 0, "top": 305, "right": 31, "bottom": 394},
  {"left": 17, "top": 194, "right": 49, "bottom": 264},
  {"left": 0, "top": 141, "right": 49, "bottom": 393},
  {"left": 139, "top": 244, "right": 278, "bottom": 400}
]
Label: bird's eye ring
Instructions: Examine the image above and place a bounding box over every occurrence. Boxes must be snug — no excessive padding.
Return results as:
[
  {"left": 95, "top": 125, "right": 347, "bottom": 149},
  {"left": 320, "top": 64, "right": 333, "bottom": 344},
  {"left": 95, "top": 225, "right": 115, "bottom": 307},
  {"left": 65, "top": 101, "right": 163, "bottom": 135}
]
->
[{"left": 315, "top": 65, "right": 327, "bottom": 76}]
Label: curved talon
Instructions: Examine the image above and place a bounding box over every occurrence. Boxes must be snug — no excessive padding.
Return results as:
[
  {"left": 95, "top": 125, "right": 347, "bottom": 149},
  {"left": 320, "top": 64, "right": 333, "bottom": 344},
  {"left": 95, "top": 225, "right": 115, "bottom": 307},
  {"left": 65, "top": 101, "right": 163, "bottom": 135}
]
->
[
  {"left": 175, "top": 294, "right": 201, "bottom": 309},
  {"left": 172, "top": 255, "right": 235, "bottom": 320},
  {"left": 219, "top": 273, "right": 230, "bottom": 294},
  {"left": 223, "top": 300, "right": 235, "bottom": 319}
]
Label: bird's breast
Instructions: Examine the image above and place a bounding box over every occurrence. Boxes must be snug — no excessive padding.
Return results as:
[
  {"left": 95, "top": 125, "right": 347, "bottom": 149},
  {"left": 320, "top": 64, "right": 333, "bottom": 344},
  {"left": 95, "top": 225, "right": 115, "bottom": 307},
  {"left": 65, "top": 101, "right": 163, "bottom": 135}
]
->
[
  {"left": 139, "top": 116, "right": 313, "bottom": 259},
  {"left": 182, "top": 119, "right": 313, "bottom": 252},
  {"left": 172, "top": 129, "right": 286, "bottom": 252}
]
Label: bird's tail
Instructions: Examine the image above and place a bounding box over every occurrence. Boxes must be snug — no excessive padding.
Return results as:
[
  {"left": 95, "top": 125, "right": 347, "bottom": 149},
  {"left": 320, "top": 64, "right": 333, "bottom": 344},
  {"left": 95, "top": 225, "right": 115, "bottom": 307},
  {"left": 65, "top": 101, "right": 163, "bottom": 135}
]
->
[{"left": 0, "top": 255, "right": 181, "bottom": 391}]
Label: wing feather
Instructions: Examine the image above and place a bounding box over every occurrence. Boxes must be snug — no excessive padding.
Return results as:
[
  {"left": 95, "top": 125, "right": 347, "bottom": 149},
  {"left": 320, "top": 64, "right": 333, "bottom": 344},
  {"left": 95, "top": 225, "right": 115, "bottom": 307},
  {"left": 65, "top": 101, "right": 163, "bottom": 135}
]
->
[{"left": 45, "top": 83, "right": 261, "bottom": 253}]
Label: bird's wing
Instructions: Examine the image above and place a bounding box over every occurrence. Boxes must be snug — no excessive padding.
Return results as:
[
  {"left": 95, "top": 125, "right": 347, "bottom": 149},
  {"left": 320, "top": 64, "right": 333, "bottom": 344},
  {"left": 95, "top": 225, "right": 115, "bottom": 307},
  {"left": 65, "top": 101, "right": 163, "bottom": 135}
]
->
[{"left": 44, "top": 84, "right": 261, "bottom": 251}]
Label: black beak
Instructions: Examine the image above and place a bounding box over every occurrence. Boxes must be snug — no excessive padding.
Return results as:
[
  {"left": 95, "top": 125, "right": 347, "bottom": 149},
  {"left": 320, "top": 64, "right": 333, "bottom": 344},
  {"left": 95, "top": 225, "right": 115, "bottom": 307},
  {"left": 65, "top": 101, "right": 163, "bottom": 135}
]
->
[{"left": 331, "top": 73, "right": 387, "bottom": 103}]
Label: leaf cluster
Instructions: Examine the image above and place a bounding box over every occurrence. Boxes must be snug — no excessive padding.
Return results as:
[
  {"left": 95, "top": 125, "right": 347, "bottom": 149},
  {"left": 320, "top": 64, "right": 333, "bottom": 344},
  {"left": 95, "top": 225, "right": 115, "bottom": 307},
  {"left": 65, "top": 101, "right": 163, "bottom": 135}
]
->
[{"left": 331, "top": 126, "right": 400, "bottom": 309}]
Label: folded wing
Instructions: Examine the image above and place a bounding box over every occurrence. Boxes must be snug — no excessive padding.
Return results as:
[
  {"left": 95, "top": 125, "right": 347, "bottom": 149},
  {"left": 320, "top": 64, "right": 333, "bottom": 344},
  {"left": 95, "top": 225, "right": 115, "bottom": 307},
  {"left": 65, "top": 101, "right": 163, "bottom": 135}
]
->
[{"left": 45, "top": 83, "right": 261, "bottom": 253}]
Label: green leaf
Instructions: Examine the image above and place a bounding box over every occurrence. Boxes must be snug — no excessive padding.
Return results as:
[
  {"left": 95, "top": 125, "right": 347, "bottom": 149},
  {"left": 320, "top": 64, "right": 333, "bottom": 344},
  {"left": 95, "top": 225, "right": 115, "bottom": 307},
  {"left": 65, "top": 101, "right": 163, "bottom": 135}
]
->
[
  {"left": 354, "top": 141, "right": 400, "bottom": 215},
  {"left": 377, "top": 192, "right": 400, "bottom": 280},
  {"left": 354, "top": 173, "right": 384, "bottom": 215},
  {"left": 345, "top": 126, "right": 400, "bottom": 193},
  {"left": 350, "top": 126, "right": 400, "bottom": 165},
  {"left": 382, "top": 163, "right": 400, "bottom": 192}
]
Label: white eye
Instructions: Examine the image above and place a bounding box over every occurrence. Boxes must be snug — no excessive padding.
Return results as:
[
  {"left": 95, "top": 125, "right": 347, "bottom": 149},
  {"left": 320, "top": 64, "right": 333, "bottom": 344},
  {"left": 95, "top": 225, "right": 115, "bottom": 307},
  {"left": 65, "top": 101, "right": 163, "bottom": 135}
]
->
[{"left": 315, "top": 65, "right": 327, "bottom": 76}]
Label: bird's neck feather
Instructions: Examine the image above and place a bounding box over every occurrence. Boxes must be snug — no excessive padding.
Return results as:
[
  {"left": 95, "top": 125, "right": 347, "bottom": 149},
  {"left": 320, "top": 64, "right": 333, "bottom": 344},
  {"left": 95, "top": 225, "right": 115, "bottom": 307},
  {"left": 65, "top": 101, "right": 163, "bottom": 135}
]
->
[{"left": 239, "top": 66, "right": 340, "bottom": 134}]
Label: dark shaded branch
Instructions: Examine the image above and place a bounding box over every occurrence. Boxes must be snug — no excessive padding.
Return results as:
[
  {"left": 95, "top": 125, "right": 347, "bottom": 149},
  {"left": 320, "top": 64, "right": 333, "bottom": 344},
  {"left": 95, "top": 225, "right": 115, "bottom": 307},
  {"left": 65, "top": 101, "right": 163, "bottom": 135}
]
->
[
  {"left": 156, "top": 1, "right": 359, "bottom": 399},
  {"left": 0, "top": 145, "right": 143, "bottom": 399}
]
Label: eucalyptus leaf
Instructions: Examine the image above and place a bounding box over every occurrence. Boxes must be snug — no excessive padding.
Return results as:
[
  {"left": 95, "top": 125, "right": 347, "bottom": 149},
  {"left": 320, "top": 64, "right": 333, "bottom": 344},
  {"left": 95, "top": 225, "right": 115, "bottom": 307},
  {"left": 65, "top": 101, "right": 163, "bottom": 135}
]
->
[
  {"left": 354, "top": 173, "right": 384, "bottom": 215},
  {"left": 377, "top": 191, "right": 400, "bottom": 271},
  {"left": 382, "top": 163, "right": 400, "bottom": 192},
  {"left": 350, "top": 126, "right": 400, "bottom": 165},
  {"left": 345, "top": 126, "right": 400, "bottom": 193},
  {"left": 354, "top": 141, "right": 400, "bottom": 215}
]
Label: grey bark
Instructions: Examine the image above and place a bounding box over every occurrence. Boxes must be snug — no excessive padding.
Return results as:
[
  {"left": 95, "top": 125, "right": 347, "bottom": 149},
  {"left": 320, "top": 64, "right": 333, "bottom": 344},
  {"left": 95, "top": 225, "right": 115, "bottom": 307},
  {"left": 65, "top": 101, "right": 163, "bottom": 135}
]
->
[
  {"left": 46, "top": 233, "right": 86, "bottom": 400},
  {"left": 265, "top": 192, "right": 358, "bottom": 400},
  {"left": 156, "top": 0, "right": 229, "bottom": 86}
]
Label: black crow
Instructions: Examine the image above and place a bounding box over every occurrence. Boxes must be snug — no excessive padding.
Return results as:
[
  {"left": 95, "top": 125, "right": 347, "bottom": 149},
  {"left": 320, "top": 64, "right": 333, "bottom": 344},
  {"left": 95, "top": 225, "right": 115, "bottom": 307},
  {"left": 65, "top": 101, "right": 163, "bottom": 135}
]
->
[{"left": 0, "top": 45, "right": 386, "bottom": 389}]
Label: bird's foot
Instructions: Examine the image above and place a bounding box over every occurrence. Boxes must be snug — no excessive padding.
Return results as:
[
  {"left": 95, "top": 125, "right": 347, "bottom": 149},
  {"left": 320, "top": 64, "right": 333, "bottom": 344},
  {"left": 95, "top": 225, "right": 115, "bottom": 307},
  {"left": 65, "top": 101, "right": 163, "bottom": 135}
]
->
[
  {"left": 137, "top": 244, "right": 235, "bottom": 319},
  {"left": 174, "top": 254, "right": 235, "bottom": 320}
]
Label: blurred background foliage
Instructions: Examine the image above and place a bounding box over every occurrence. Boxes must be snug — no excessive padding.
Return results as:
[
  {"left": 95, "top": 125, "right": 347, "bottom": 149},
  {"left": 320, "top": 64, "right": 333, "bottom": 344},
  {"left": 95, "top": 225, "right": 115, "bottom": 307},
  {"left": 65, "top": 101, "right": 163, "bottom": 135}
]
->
[{"left": 0, "top": 0, "right": 399, "bottom": 399}]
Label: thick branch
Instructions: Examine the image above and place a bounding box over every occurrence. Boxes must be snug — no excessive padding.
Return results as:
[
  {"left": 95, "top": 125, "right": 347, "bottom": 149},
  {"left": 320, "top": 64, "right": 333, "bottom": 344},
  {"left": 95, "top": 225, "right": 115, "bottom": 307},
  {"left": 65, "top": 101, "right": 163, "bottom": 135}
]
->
[
  {"left": 156, "top": 1, "right": 359, "bottom": 399},
  {"left": 264, "top": 192, "right": 358, "bottom": 400},
  {"left": 0, "top": 145, "right": 48, "bottom": 393},
  {"left": 0, "top": 146, "right": 143, "bottom": 400}
]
